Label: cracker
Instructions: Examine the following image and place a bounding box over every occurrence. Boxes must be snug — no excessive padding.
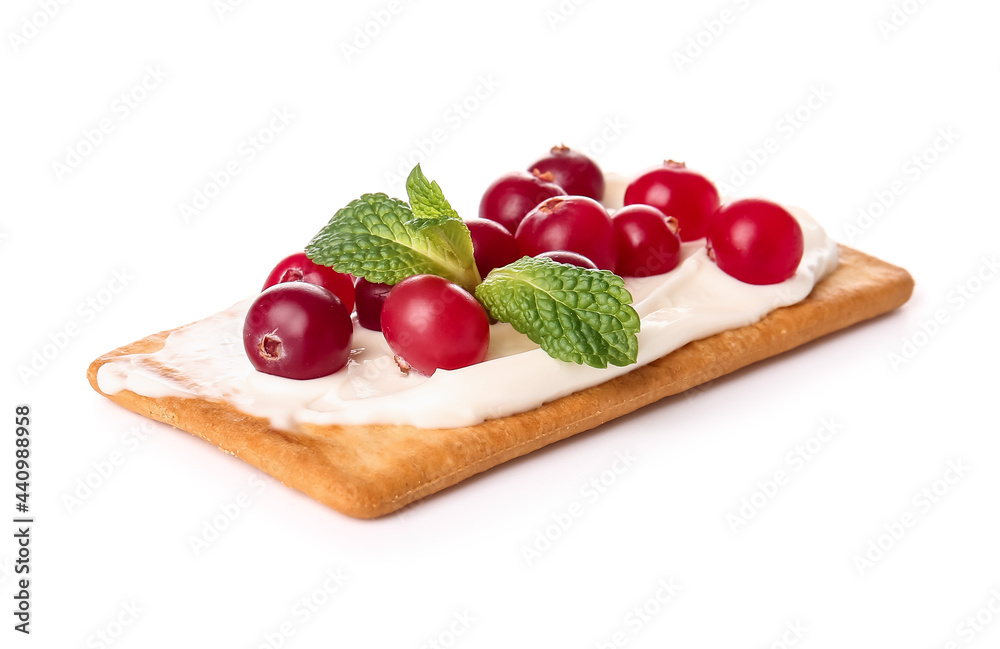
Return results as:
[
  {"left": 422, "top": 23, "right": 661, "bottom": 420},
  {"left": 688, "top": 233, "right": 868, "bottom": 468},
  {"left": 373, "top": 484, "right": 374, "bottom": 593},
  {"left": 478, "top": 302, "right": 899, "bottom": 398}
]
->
[{"left": 87, "top": 245, "right": 913, "bottom": 518}]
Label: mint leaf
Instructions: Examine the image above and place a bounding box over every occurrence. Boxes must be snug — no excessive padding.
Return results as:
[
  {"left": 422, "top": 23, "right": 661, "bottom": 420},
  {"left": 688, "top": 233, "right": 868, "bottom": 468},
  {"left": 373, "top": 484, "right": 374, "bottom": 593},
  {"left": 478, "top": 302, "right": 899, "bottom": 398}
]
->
[
  {"left": 306, "top": 170, "right": 481, "bottom": 291},
  {"left": 476, "top": 257, "right": 641, "bottom": 368},
  {"left": 403, "top": 165, "right": 481, "bottom": 286},
  {"left": 406, "top": 163, "right": 462, "bottom": 223}
]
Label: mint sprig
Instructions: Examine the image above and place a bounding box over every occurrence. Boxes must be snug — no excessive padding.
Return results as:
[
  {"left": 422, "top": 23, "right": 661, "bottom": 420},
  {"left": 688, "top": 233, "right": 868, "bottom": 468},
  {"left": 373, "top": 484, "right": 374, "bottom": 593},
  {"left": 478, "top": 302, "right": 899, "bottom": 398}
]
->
[
  {"left": 306, "top": 164, "right": 642, "bottom": 369},
  {"left": 475, "top": 257, "right": 641, "bottom": 369},
  {"left": 306, "top": 165, "right": 481, "bottom": 291}
]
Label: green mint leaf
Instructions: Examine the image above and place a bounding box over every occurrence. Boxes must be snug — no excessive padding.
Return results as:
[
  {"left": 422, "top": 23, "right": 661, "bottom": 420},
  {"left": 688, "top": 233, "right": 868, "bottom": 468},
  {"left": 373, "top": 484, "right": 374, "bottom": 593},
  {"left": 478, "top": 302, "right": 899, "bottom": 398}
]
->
[
  {"left": 306, "top": 183, "right": 481, "bottom": 290},
  {"left": 404, "top": 164, "right": 480, "bottom": 286},
  {"left": 306, "top": 193, "right": 441, "bottom": 283},
  {"left": 406, "top": 164, "right": 462, "bottom": 223},
  {"left": 475, "top": 257, "right": 641, "bottom": 369}
]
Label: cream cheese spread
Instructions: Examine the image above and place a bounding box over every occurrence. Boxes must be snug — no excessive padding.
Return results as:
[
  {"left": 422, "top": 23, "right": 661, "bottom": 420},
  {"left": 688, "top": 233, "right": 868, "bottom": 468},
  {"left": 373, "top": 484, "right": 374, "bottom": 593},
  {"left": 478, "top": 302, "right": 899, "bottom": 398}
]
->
[{"left": 97, "top": 187, "right": 838, "bottom": 430}]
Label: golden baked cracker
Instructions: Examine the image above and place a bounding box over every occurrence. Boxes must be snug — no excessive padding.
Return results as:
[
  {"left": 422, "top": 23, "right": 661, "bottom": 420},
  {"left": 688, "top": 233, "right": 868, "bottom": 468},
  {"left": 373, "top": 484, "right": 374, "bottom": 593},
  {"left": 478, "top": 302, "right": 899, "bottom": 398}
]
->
[{"left": 87, "top": 245, "right": 913, "bottom": 518}]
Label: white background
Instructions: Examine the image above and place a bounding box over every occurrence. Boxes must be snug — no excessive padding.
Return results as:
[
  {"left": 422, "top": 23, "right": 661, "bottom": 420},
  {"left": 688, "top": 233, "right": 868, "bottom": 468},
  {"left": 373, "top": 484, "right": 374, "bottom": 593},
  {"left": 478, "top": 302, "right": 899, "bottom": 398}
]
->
[{"left": 3, "top": 0, "right": 999, "bottom": 646}]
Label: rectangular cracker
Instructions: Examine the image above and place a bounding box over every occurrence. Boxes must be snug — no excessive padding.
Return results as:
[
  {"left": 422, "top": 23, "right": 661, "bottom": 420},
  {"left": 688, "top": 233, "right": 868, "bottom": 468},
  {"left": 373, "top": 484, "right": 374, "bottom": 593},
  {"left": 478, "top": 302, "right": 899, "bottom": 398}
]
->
[{"left": 87, "top": 245, "right": 913, "bottom": 518}]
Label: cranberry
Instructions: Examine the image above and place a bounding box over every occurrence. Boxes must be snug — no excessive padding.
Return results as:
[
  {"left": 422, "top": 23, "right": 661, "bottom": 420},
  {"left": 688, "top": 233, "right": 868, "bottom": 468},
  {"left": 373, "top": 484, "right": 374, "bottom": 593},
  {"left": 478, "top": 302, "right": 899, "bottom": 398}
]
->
[
  {"left": 465, "top": 218, "right": 523, "bottom": 278},
  {"left": 479, "top": 170, "right": 565, "bottom": 234},
  {"left": 528, "top": 144, "right": 604, "bottom": 201},
  {"left": 515, "top": 196, "right": 618, "bottom": 271},
  {"left": 707, "top": 199, "right": 804, "bottom": 285},
  {"left": 536, "top": 250, "right": 598, "bottom": 269},
  {"left": 263, "top": 252, "right": 355, "bottom": 313},
  {"left": 624, "top": 161, "right": 720, "bottom": 241},
  {"left": 355, "top": 278, "right": 393, "bottom": 331},
  {"left": 612, "top": 204, "right": 682, "bottom": 277},
  {"left": 243, "top": 283, "right": 352, "bottom": 380},
  {"left": 380, "top": 275, "right": 490, "bottom": 376}
]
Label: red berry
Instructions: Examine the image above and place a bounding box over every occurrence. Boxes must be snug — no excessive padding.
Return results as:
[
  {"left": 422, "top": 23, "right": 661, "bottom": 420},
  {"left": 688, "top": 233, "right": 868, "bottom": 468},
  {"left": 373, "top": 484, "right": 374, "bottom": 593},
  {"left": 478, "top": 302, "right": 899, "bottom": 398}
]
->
[
  {"left": 479, "top": 170, "right": 566, "bottom": 234},
  {"left": 707, "top": 199, "right": 804, "bottom": 285},
  {"left": 536, "top": 250, "right": 598, "bottom": 269},
  {"left": 380, "top": 275, "right": 490, "bottom": 376},
  {"left": 612, "top": 204, "right": 682, "bottom": 277},
  {"left": 624, "top": 161, "right": 720, "bottom": 241},
  {"left": 465, "top": 218, "right": 522, "bottom": 278},
  {"left": 515, "top": 196, "right": 617, "bottom": 271},
  {"left": 263, "top": 252, "right": 355, "bottom": 313},
  {"left": 528, "top": 144, "right": 604, "bottom": 201},
  {"left": 243, "top": 283, "right": 352, "bottom": 380},
  {"left": 354, "top": 277, "right": 393, "bottom": 331}
]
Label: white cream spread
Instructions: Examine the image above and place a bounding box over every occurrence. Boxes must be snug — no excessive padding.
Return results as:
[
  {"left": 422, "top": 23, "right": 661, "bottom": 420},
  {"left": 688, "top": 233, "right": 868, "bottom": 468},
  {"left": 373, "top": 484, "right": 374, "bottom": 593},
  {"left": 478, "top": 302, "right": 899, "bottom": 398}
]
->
[{"left": 97, "top": 190, "right": 839, "bottom": 430}]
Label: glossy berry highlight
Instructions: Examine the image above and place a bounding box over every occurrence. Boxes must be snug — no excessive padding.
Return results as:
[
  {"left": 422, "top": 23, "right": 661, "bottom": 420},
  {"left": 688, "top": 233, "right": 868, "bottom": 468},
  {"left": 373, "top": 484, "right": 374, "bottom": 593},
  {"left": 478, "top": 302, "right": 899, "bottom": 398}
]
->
[
  {"left": 465, "top": 218, "right": 523, "bottom": 279},
  {"left": 479, "top": 170, "right": 566, "bottom": 234},
  {"left": 515, "top": 196, "right": 617, "bottom": 271},
  {"left": 528, "top": 144, "right": 604, "bottom": 201},
  {"left": 380, "top": 275, "right": 490, "bottom": 376},
  {"left": 243, "top": 283, "right": 352, "bottom": 380},
  {"left": 624, "top": 160, "right": 720, "bottom": 241},
  {"left": 536, "top": 250, "right": 598, "bottom": 269},
  {"left": 354, "top": 278, "right": 393, "bottom": 331},
  {"left": 612, "top": 204, "right": 682, "bottom": 277},
  {"left": 263, "top": 251, "right": 356, "bottom": 313},
  {"left": 707, "top": 198, "right": 804, "bottom": 285}
]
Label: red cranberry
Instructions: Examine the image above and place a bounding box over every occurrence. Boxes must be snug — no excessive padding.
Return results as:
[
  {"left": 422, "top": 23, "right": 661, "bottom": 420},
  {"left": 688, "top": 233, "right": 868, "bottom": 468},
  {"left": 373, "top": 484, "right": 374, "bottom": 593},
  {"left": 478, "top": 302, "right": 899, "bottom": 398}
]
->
[
  {"left": 528, "top": 144, "right": 604, "bottom": 201},
  {"left": 707, "top": 199, "right": 804, "bottom": 285},
  {"left": 479, "top": 170, "right": 565, "bottom": 234},
  {"left": 243, "top": 283, "right": 352, "bottom": 380},
  {"left": 515, "top": 196, "right": 617, "bottom": 271},
  {"left": 612, "top": 204, "right": 682, "bottom": 277},
  {"left": 263, "top": 252, "right": 355, "bottom": 313},
  {"left": 355, "top": 278, "right": 393, "bottom": 331},
  {"left": 381, "top": 275, "right": 490, "bottom": 376},
  {"left": 465, "top": 218, "right": 523, "bottom": 278},
  {"left": 624, "top": 161, "right": 720, "bottom": 241},
  {"left": 536, "top": 250, "right": 598, "bottom": 269}
]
